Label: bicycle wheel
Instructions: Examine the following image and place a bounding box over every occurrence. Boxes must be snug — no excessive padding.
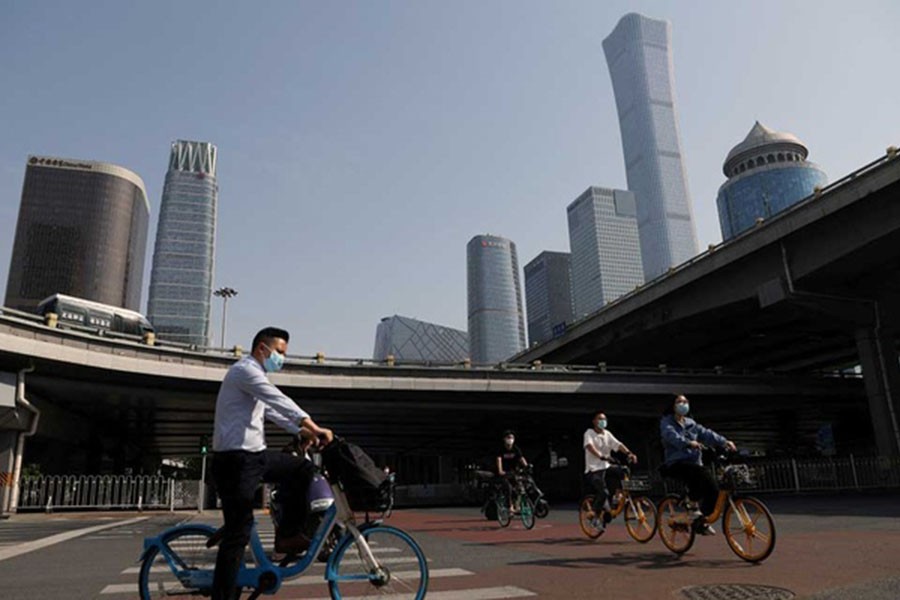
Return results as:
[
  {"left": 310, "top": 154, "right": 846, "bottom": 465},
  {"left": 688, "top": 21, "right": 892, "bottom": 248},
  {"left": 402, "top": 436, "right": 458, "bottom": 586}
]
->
[
  {"left": 328, "top": 524, "right": 428, "bottom": 600},
  {"left": 657, "top": 495, "right": 695, "bottom": 555},
  {"left": 722, "top": 496, "right": 776, "bottom": 563},
  {"left": 139, "top": 525, "right": 218, "bottom": 599},
  {"left": 578, "top": 496, "right": 603, "bottom": 539},
  {"left": 534, "top": 498, "right": 550, "bottom": 519},
  {"left": 519, "top": 495, "right": 536, "bottom": 530},
  {"left": 496, "top": 496, "right": 512, "bottom": 527},
  {"left": 624, "top": 495, "right": 659, "bottom": 543}
]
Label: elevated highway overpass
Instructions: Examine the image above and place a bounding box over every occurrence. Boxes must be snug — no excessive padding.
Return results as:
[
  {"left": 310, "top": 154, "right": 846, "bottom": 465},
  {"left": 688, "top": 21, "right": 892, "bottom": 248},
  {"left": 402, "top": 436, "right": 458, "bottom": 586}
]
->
[
  {"left": 516, "top": 148, "right": 900, "bottom": 455},
  {"left": 0, "top": 307, "right": 863, "bottom": 509}
]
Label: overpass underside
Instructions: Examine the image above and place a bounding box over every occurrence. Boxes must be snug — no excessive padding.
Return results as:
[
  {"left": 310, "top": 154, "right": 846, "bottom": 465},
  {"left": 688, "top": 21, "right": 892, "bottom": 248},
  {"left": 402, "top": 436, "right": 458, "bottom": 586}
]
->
[{"left": 517, "top": 151, "right": 900, "bottom": 456}]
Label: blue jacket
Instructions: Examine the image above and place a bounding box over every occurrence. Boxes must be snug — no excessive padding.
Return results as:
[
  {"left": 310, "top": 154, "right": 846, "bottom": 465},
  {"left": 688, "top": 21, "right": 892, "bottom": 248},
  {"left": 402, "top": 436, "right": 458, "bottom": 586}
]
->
[{"left": 660, "top": 414, "right": 727, "bottom": 466}]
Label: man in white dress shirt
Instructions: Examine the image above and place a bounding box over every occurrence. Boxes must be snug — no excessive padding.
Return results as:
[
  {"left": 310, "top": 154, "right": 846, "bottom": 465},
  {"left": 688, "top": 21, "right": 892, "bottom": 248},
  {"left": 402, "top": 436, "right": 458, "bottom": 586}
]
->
[{"left": 211, "top": 327, "right": 333, "bottom": 600}]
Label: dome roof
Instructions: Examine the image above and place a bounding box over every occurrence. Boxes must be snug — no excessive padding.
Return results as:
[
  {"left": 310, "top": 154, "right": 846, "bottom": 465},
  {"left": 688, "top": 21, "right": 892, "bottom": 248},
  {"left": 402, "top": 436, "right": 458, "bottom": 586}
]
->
[{"left": 723, "top": 121, "right": 808, "bottom": 176}]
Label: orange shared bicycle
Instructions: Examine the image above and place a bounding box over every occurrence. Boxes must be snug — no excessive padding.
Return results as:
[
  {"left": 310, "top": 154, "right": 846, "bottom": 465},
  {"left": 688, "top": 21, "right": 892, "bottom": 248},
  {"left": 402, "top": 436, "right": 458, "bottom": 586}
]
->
[
  {"left": 657, "top": 450, "right": 776, "bottom": 563},
  {"left": 579, "top": 459, "right": 658, "bottom": 542}
]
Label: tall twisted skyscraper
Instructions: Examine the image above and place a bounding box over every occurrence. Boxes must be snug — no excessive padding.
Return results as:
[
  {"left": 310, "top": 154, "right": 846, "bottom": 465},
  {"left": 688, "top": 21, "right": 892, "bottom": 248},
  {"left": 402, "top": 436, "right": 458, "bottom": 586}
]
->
[
  {"left": 467, "top": 234, "right": 526, "bottom": 364},
  {"left": 603, "top": 13, "right": 698, "bottom": 280},
  {"left": 147, "top": 141, "right": 218, "bottom": 345}
]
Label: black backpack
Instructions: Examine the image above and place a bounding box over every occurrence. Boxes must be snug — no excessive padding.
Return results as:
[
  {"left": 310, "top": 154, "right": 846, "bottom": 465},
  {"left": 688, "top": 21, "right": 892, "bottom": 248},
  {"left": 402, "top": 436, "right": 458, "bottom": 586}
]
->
[{"left": 322, "top": 438, "right": 391, "bottom": 512}]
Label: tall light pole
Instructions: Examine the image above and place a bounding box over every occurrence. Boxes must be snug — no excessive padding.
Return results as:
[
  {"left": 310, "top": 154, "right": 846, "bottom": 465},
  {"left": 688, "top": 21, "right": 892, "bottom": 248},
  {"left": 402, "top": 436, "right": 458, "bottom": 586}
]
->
[{"left": 213, "top": 287, "right": 238, "bottom": 347}]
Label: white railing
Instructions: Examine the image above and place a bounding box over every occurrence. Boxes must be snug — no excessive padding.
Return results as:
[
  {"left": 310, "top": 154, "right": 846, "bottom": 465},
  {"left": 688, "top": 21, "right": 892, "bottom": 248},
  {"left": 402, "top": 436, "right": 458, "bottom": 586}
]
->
[
  {"left": 651, "top": 455, "right": 900, "bottom": 496},
  {"left": 17, "top": 475, "right": 200, "bottom": 511}
]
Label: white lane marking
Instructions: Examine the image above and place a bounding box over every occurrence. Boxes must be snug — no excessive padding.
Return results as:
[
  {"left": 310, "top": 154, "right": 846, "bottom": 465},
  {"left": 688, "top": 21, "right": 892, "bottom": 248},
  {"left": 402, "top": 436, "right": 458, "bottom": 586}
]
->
[
  {"left": 121, "top": 547, "right": 404, "bottom": 574},
  {"left": 282, "top": 567, "right": 472, "bottom": 587},
  {"left": 0, "top": 517, "right": 149, "bottom": 562},
  {"left": 101, "top": 568, "right": 473, "bottom": 594},
  {"left": 305, "top": 586, "right": 536, "bottom": 600}
]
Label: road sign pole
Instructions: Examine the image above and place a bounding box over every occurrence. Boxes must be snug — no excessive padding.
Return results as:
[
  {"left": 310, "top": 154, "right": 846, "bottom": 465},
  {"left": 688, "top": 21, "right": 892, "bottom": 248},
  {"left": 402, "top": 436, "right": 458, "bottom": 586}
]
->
[{"left": 199, "top": 452, "right": 207, "bottom": 513}]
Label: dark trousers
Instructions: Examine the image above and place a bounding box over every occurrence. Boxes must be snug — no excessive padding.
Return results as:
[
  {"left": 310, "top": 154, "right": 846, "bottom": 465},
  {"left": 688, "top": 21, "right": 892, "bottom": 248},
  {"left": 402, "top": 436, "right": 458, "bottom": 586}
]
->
[
  {"left": 583, "top": 466, "right": 625, "bottom": 513},
  {"left": 665, "top": 462, "right": 719, "bottom": 516},
  {"left": 211, "top": 450, "right": 315, "bottom": 600}
]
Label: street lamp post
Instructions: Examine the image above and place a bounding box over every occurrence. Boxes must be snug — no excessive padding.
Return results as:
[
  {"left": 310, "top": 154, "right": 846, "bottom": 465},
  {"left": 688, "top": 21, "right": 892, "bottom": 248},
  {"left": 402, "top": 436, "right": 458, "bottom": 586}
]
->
[{"left": 213, "top": 287, "right": 238, "bottom": 347}]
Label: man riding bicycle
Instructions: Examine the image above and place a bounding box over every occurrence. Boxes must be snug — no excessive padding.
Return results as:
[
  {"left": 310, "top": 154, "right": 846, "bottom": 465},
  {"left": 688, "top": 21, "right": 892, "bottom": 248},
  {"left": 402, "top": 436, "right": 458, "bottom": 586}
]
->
[
  {"left": 495, "top": 430, "right": 528, "bottom": 510},
  {"left": 211, "top": 327, "right": 333, "bottom": 600},
  {"left": 583, "top": 411, "right": 637, "bottom": 532}
]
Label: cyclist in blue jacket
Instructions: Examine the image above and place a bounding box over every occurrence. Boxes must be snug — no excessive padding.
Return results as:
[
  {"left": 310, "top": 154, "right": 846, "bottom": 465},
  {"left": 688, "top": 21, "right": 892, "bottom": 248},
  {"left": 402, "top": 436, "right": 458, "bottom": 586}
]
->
[{"left": 660, "top": 394, "right": 735, "bottom": 535}]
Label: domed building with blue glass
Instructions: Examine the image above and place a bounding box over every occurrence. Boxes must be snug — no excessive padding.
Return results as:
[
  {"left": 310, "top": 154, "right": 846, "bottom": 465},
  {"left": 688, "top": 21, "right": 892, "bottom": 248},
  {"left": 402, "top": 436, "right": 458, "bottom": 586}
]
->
[{"left": 716, "top": 122, "right": 828, "bottom": 240}]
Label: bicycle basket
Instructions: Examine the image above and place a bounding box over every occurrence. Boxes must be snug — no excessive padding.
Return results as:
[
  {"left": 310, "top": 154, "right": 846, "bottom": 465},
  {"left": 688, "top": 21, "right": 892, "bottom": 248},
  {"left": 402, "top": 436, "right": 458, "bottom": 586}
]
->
[
  {"left": 721, "top": 464, "right": 756, "bottom": 488},
  {"left": 622, "top": 476, "right": 651, "bottom": 492}
]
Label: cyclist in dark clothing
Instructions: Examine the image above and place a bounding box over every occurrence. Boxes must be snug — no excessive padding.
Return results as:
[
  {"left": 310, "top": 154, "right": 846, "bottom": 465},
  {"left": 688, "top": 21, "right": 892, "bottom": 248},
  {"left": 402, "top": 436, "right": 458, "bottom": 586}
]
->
[{"left": 495, "top": 430, "right": 528, "bottom": 511}]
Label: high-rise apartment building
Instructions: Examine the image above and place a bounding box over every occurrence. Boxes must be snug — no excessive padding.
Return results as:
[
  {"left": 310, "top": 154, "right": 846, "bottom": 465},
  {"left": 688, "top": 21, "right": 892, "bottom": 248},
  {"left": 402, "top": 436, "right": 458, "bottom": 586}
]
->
[
  {"left": 147, "top": 141, "right": 218, "bottom": 346},
  {"left": 373, "top": 315, "right": 469, "bottom": 363},
  {"left": 567, "top": 187, "right": 643, "bottom": 318},
  {"left": 467, "top": 234, "right": 526, "bottom": 364},
  {"left": 603, "top": 13, "right": 699, "bottom": 280},
  {"left": 717, "top": 122, "right": 828, "bottom": 240},
  {"left": 4, "top": 156, "right": 149, "bottom": 312},
  {"left": 524, "top": 251, "right": 573, "bottom": 346}
]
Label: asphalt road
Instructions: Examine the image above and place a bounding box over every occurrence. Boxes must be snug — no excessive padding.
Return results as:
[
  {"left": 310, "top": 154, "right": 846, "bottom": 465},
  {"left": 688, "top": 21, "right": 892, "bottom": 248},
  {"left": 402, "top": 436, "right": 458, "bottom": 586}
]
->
[{"left": 0, "top": 492, "right": 897, "bottom": 599}]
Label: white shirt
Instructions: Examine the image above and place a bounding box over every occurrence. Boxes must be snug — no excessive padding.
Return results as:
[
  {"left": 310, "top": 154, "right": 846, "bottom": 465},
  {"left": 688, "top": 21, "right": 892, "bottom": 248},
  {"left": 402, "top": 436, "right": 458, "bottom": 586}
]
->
[
  {"left": 583, "top": 428, "right": 623, "bottom": 474},
  {"left": 212, "top": 356, "right": 309, "bottom": 452}
]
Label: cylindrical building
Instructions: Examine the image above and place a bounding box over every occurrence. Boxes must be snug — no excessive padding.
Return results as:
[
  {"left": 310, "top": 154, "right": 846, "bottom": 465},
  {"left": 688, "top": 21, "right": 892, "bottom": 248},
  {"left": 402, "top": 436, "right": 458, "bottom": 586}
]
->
[
  {"left": 467, "top": 234, "right": 526, "bottom": 364},
  {"left": 4, "top": 156, "right": 149, "bottom": 312},
  {"left": 717, "top": 122, "right": 828, "bottom": 240},
  {"left": 147, "top": 140, "right": 218, "bottom": 346}
]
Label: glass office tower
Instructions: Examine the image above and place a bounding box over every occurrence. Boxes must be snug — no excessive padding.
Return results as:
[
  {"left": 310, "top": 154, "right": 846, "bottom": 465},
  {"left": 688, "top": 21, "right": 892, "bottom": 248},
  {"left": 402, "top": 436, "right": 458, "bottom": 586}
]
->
[
  {"left": 717, "top": 122, "right": 828, "bottom": 240},
  {"left": 524, "top": 251, "right": 574, "bottom": 345},
  {"left": 603, "top": 13, "right": 699, "bottom": 280},
  {"left": 147, "top": 140, "right": 218, "bottom": 346},
  {"left": 467, "top": 234, "right": 526, "bottom": 364},
  {"left": 4, "top": 156, "right": 149, "bottom": 312},
  {"left": 373, "top": 315, "right": 469, "bottom": 363},
  {"left": 567, "top": 187, "right": 644, "bottom": 318}
]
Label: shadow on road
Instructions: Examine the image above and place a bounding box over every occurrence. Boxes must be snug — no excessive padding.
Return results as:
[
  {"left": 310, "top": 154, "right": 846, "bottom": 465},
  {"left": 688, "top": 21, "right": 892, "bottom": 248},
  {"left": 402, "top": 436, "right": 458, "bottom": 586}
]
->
[{"left": 508, "top": 551, "right": 753, "bottom": 571}]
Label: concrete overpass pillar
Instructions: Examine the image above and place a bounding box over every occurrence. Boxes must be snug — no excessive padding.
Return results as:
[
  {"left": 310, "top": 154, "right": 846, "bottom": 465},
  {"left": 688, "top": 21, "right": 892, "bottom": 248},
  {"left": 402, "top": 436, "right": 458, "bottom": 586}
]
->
[
  {"left": 855, "top": 327, "right": 900, "bottom": 456},
  {"left": 0, "top": 431, "right": 17, "bottom": 516}
]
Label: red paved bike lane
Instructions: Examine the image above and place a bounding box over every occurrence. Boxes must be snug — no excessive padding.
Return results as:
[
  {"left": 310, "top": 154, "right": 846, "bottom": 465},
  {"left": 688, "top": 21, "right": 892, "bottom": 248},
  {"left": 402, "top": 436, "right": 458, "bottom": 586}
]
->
[{"left": 385, "top": 507, "right": 900, "bottom": 599}]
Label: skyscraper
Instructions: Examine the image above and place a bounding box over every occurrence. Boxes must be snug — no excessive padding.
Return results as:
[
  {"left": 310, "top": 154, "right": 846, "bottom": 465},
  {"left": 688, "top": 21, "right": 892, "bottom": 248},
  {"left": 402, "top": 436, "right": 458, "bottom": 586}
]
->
[
  {"left": 147, "top": 141, "right": 218, "bottom": 346},
  {"left": 467, "top": 234, "right": 526, "bottom": 364},
  {"left": 717, "top": 122, "right": 828, "bottom": 240},
  {"left": 524, "top": 251, "right": 574, "bottom": 346},
  {"left": 567, "top": 187, "right": 643, "bottom": 318},
  {"left": 373, "top": 315, "right": 469, "bottom": 363},
  {"left": 4, "top": 156, "right": 149, "bottom": 312},
  {"left": 603, "top": 13, "right": 699, "bottom": 280}
]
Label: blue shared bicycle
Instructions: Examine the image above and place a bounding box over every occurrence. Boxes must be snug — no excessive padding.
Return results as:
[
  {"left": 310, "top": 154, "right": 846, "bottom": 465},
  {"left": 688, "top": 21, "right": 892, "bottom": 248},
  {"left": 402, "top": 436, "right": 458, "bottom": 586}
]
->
[{"left": 137, "top": 474, "right": 428, "bottom": 599}]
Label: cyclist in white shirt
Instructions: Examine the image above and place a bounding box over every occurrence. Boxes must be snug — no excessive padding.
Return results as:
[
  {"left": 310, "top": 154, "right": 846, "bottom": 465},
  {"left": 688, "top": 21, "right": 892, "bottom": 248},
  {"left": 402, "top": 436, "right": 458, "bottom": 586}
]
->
[{"left": 583, "top": 411, "right": 637, "bottom": 531}]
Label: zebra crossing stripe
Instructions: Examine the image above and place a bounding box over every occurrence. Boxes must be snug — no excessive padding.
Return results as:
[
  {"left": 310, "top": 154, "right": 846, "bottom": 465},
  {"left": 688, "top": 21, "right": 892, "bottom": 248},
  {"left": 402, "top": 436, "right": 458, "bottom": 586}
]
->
[
  {"left": 100, "top": 567, "right": 473, "bottom": 594},
  {"left": 303, "top": 586, "right": 537, "bottom": 600},
  {"left": 0, "top": 517, "right": 149, "bottom": 563}
]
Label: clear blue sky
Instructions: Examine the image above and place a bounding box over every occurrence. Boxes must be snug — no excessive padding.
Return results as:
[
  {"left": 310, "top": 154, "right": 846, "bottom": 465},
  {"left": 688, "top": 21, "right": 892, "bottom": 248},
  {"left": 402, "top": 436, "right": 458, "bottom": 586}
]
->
[{"left": 2, "top": 1, "right": 898, "bottom": 357}]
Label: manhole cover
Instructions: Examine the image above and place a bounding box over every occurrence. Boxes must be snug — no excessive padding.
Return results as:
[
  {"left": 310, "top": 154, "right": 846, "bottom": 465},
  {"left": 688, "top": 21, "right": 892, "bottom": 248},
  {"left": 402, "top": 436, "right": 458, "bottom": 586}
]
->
[{"left": 679, "top": 584, "right": 795, "bottom": 600}]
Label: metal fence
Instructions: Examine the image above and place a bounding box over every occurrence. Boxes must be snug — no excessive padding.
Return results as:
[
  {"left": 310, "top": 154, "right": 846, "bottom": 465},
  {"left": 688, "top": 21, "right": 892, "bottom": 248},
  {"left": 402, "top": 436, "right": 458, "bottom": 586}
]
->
[
  {"left": 17, "top": 475, "right": 201, "bottom": 511},
  {"left": 649, "top": 455, "right": 900, "bottom": 497}
]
